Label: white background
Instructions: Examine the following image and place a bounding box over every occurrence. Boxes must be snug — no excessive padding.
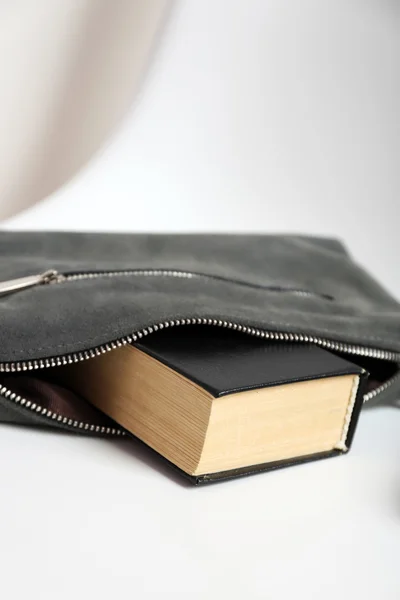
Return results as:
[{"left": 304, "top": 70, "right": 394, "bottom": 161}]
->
[{"left": 1, "top": 1, "right": 400, "bottom": 598}]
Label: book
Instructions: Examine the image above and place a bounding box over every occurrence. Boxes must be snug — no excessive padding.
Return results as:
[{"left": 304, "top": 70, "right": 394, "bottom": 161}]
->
[{"left": 54, "top": 329, "right": 367, "bottom": 483}]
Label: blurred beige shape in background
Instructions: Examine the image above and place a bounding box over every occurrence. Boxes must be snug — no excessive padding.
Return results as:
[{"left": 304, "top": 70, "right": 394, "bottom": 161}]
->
[{"left": 0, "top": 0, "right": 169, "bottom": 220}]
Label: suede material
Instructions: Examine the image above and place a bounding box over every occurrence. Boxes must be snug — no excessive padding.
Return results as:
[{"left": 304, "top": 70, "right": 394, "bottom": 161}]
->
[
  {"left": 0, "top": 230, "right": 399, "bottom": 432},
  {"left": 0, "top": 231, "right": 399, "bottom": 356}
]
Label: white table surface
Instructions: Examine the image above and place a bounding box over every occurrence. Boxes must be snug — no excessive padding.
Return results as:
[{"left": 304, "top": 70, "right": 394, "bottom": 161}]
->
[
  {"left": 0, "top": 405, "right": 399, "bottom": 600},
  {"left": 1, "top": 2, "right": 399, "bottom": 596}
]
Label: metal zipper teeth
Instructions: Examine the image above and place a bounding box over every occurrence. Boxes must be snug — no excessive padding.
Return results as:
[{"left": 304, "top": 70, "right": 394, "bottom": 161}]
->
[
  {"left": 65, "top": 269, "right": 199, "bottom": 281},
  {"left": 0, "top": 382, "right": 125, "bottom": 436},
  {"left": 363, "top": 370, "right": 400, "bottom": 402},
  {"left": 1, "top": 316, "right": 400, "bottom": 401},
  {"left": 62, "top": 269, "right": 332, "bottom": 300}
]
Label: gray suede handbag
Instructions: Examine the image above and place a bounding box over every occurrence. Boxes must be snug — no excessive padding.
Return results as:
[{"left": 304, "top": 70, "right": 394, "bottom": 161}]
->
[{"left": 0, "top": 231, "right": 398, "bottom": 446}]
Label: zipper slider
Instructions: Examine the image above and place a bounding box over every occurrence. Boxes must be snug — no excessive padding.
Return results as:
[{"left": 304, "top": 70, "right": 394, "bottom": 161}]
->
[{"left": 0, "top": 270, "right": 65, "bottom": 297}]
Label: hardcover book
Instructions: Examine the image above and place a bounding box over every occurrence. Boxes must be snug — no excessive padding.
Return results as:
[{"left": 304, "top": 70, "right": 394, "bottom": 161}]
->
[{"left": 52, "top": 329, "right": 367, "bottom": 483}]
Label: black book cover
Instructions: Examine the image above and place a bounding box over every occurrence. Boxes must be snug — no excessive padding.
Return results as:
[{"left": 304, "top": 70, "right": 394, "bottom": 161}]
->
[{"left": 135, "top": 329, "right": 368, "bottom": 484}]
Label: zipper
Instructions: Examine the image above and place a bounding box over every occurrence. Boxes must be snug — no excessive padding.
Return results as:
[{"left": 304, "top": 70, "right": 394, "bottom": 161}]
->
[
  {"left": 65, "top": 269, "right": 335, "bottom": 300},
  {"left": 0, "top": 268, "right": 334, "bottom": 300},
  {"left": 0, "top": 380, "right": 124, "bottom": 437},
  {"left": 0, "top": 270, "right": 399, "bottom": 435}
]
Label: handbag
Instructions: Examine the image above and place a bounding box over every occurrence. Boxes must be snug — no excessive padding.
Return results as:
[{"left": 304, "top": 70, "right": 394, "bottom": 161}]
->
[{"left": 0, "top": 231, "right": 398, "bottom": 478}]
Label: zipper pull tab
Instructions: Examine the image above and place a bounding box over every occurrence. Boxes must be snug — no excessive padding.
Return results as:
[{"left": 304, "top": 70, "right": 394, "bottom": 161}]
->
[{"left": 0, "top": 270, "right": 65, "bottom": 297}]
